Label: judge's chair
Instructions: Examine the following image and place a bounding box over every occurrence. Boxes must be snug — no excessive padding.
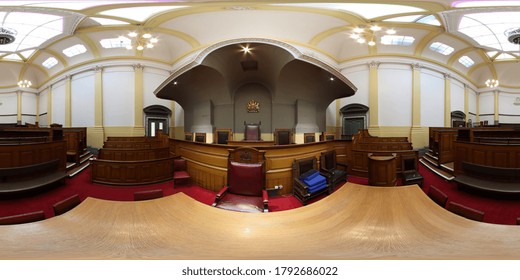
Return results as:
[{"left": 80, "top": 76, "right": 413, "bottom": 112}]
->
[
  {"left": 212, "top": 147, "right": 268, "bottom": 213},
  {"left": 292, "top": 157, "right": 332, "bottom": 205},
  {"left": 320, "top": 150, "right": 347, "bottom": 188},
  {"left": 243, "top": 121, "right": 261, "bottom": 141}
]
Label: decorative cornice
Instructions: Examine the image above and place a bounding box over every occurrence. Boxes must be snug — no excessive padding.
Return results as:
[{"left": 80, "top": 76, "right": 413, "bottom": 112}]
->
[
  {"left": 133, "top": 63, "right": 144, "bottom": 70},
  {"left": 412, "top": 63, "right": 422, "bottom": 70},
  {"left": 93, "top": 66, "right": 103, "bottom": 73},
  {"left": 443, "top": 73, "right": 451, "bottom": 80},
  {"left": 368, "top": 61, "right": 380, "bottom": 69}
]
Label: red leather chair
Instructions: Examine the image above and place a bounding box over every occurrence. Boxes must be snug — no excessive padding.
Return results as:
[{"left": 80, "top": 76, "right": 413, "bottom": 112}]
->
[
  {"left": 427, "top": 185, "right": 448, "bottom": 207},
  {"left": 446, "top": 201, "right": 485, "bottom": 222},
  {"left": 212, "top": 147, "right": 268, "bottom": 213},
  {"left": 244, "top": 121, "right": 261, "bottom": 141},
  {"left": 173, "top": 158, "right": 191, "bottom": 187}
]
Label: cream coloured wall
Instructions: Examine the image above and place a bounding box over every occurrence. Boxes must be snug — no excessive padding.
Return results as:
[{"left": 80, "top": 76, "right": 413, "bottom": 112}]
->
[
  {"left": 420, "top": 69, "right": 444, "bottom": 127},
  {"left": 499, "top": 92, "right": 520, "bottom": 124},
  {"left": 21, "top": 92, "right": 37, "bottom": 125},
  {"left": 0, "top": 93, "right": 18, "bottom": 124},
  {"left": 102, "top": 66, "right": 135, "bottom": 127},
  {"left": 71, "top": 72, "right": 95, "bottom": 127},
  {"left": 378, "top": 64, "right": 413, "bottom": 127},
  {"left": 51, "top": 80, "right": 66, "bottom": 125}
]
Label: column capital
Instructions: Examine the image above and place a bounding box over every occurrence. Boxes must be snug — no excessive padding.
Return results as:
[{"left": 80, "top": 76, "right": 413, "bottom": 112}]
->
[
  {"left": 368, "top": 61, "right": 380, "bottom": 69},
  {"left": 411, "top": 63, "right": 422, "bottom": 70},
  {"left": 93, "top": 66, "right": 104, "bottom": 73},
  {"left": 443, "top": 73, "right": 451, "bottom": 80},
  {"left": 133, "top": 63, "right": 144, "bottom": 70}
]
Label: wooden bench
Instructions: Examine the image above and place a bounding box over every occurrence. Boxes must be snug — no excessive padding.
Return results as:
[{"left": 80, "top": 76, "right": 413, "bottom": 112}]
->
[
  {"left": 454, "top": 161, "right": 520, "bottom": 196},
  {"left": 0, "top": 210, "right": 45, "bottom": 225},
  {"left": 0, "top": 159, "right": 67, "bottom": 197}
]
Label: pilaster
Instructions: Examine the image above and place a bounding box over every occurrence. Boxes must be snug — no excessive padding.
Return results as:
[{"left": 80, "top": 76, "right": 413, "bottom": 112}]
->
[
  {"left": 368, "top": 61, "right": 380, "bottom": 136},
  {"left": 444, "top": 73, "right": 451, "bottom": 127}
]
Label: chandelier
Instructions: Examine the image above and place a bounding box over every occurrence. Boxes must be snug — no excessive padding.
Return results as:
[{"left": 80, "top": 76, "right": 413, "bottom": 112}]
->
[
  {"left": 485, "top": 79, "right": 499, "bottom": 88},
  {"left": 18, "top": 80, "right": 32, "bottom": 88},
  {"left": 121, "top": 26, "right": 158, "bottom": 51},
  {"left": 349, "top": 23, "right": 396, "bottom": 46}
]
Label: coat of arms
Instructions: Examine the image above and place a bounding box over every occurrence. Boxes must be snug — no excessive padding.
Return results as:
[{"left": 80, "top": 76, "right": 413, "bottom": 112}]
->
[{"left": 247, "top": 99, "right": 260, "bottom": 113}]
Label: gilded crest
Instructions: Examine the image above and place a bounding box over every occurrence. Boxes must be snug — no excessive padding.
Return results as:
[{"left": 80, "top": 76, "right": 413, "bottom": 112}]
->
[{"left": 247, "top": 99, "right": 260, "bottom": 113}]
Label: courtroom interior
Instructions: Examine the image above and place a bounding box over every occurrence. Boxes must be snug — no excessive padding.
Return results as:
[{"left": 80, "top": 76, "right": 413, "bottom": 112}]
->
[{"left": 1, "top": 0, "right": 520, "bottom": 260}]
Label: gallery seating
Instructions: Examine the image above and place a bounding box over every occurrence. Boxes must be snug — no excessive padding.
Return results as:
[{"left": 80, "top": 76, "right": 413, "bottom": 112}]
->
[
  {"left": 213, "top": 147, "right": 268, "bottom": 213},
  {"left": 134, "top": 189, "right": 164, "bottom": 201},
  {"left": 320, "top": 150, "right": 347, "bottom": 187},
  {"left": 304, "top": 133, "right": 316, "bottom": 143},
  {"left": 53, "top": 194, "right": 81, "bottom": 216},
  {"left": 446, "top": 201, "right": 485, "bottom": 222},
  {"left": 320, "top": 132, "right": 335, "bottom": 141},
  {"left": 214, "top": 128, "right": 233, "bottom": 144},
  {"left": 243, "top": 122, "right": 261, "bottom": 141},
  {"left": 173, "top": 158, "right": 191, "bottom": 186},
  {"left": 184, "top": 132, "right": 193, "bottom": 141},
  {"left": 274, "top": 128, "right": 293, "bottom": 145},
  {"left": 427, "top": 185, "right": 448, "bottom": 208},
  {"left": 293, "top": 156, "right": 331, "bottom": 205},
  {"left": 195, "top": 133, "right": 206, "bottom": 143},
  {"left": 0, "top": 210, "right": 45, "bottom": 225}
]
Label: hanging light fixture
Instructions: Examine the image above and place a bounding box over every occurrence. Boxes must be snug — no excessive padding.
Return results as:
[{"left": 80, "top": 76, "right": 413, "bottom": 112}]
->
[
  {"left": 122, "top": 26, "right": 158, "bottom": 51},
  {"left": 18, "top": 80, "right": 32, "bottom": 88},
  {"left": 349, "top": 23, "right": 396, "bottom": 47},
  {"left": 485, "top": 79, "right": 499, "bottom": 88}
]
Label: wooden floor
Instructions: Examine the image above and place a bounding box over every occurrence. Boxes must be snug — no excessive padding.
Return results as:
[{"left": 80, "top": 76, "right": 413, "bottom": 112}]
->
[{"left": 1, "top": 182, "right": 520, "bottom": 259}]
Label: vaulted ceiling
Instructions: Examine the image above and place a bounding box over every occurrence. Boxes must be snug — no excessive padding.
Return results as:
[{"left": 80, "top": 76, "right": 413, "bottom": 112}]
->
[{"left": 2, "top": 1, "right": 520, "bottom": 91}]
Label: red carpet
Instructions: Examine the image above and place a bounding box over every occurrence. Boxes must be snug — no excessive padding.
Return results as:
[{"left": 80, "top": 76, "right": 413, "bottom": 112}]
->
[{"left": 2, "top": 165, "right": 520, "bottom": 225}]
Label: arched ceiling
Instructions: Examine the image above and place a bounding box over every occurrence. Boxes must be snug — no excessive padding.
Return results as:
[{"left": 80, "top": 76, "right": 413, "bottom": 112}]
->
[{"left": 2, "top": 1, "right": 520, "bottom": 90}]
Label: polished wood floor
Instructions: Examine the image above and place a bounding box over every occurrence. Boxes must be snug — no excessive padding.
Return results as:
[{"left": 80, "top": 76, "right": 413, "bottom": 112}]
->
[{"left": 1, "top": 182, "right": 520, "bottom": 259}]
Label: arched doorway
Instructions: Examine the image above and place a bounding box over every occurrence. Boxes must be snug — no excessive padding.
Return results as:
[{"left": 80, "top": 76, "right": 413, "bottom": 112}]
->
[
  {"left": 144, "top": 105, "right": 171, "bottom": 136},
  {"left": 340, "top": 103, "right": 369, "bottom": 139}
]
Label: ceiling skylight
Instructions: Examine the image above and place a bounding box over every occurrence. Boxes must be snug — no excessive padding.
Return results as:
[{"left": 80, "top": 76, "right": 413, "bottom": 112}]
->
[
  {"left": 90, "top": 17, "right": 130, "bottom": 26},
  {"left": 42, "top": 57, "right": 58, "bottom": 69},
  {"left": 384, "top": 15, "right": 424, "bottom": 23},
  {"left": 381, "top": 35, "right": 415, "bottom": 46},
  {"left": 417, "top": 15, "right": 441, "bottom": 26},
  {"left": 0, "top": 11, "right": 63, "bottom": 54},
  {"left": 458, "top": 12, "right": 520, "bottom": 52},
  {"left": 429, "top": 42, "right": 454, "bottom": 55},
  {"left": 100, "top": 37, "right": 131, "bottom": 49},
  {"left": 458, "top": 56, "right": 475, "bottom": 67},
  {"left": 272, "top": 3, "right": 424, "bottom": 19},
  {"left": 384, "top": 14, "right": 441, "bottom": 26},
  {"left": 453, "top": 1, "right": 520, "bottom": 8},
  {"left": 3, "top": 53, "right": 21, "bottom": 61},
  {"left": 0, "top": 1, "right": 155, "bottom": 10},
  {"left": 99, "top": 6, "right": 186, "bottom": 22},
  {"left": 63, "top": 44, "right": 87, "bottom": 57}
]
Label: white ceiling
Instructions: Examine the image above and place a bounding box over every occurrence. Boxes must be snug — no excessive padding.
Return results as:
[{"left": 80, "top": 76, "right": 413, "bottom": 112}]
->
[{"left": 2, "top": 1, "right": 520, "bottom": 90}]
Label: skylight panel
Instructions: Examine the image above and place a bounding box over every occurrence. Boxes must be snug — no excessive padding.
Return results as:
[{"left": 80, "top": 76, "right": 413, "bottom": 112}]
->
[
  {"left": 63, "top": 44, "right": 87, "bottom": 57},
  {"left": 99, "top": 6, "right": 186, "bottom": 22},
  {"left": 459, "top": 12, "right": 520, "bottom": 52},
  {"left": 429, "top": 42, "right": 454, "bottom": 55},
  {"left": 3, "top": 54, "right": 21, "bottom": 61},
  {"left": 380, "top": 35, "right": 415, "bottom": 46},
  {"left": 458, "top": 56, "right": 475, "bottom": 67},
  {"left": 271, "top": 3, "right": 424, "bottom": 19},
  {"left": 100, "top": 37, "right": 131, "bottom": 49},
  {"left": 42, "top": 57, "right": 58, "bottom": 69},
  {"left": 453, "top": 1, "right": 520, "bottom": 7},
  {"left": 0, "top": 1, "right": 141, "bottom": 10},
  {"left": 90, "top": 17, "right": 129, "bottom": 26},
  {"left": 383, "top": 15, "right": 423, "bottom": 23},
  {"left": 416, "top": 15, "right": 441, "bottom": 26}
]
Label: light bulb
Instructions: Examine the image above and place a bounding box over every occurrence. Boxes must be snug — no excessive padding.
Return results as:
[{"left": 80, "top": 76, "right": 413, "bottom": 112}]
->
[
  {"left": 137, "top": 45, "right": 144, "bottom": 51},
  {"left": 353, "top": 27, "right": 364, "bottom": 33},
  {"left": 370, "top": 25, "right": 382, "bottom": 31},
  {"left": 142, "top": 33, "right": 152, "bottom": 39},
  {"left": 368, "top": 40, "right": 376, "bottom": 46},
  {"left": 357, "top": 38, "right": 366, "bottom": 44},
  {"left": 146, "top": 43, "right": 154, "bottom": 48},
  {"left": 128, "top": 31, "right": 138, "bottom": 37},
  {"left": 150, "top": 38, "right": 158, "bottom": 43},
  {"left": 386, "top": 29, "right": 396, "bottom": 35}
]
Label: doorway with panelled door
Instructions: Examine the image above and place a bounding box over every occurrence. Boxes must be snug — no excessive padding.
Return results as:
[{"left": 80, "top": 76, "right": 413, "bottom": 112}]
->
[{"left": 144, "top": 105, "right": 171, "bottom": 137}]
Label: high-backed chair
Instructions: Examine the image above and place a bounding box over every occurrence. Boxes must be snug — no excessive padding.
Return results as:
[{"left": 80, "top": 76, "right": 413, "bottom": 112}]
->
[
  {"left": 214, "top": 128, "right": 233, "bottom": 144},
  {"left": 304, "top": 133, "right": 316, "bottom": 143},
  {"left": 274, "top": 128, "right": 293, "bottom": 145},
  {"left": 173, "top": 158, "right": 191, "bottom": 186},
  {"left": 213, "top": 147, "right": 268, "bottom": 213},
  {"left": 293, "top": 157, "right": 332, "bottom": 205},
  {"left": 320, "top": 132, "right": 336, "bottom": 141},
  {"left": 447, "top": 201, "right": 485, "bottom": 222},
  {"left": 427, "top": 185, "right": 448, "bottom": 207},
  {"left": 320, "top": 150, "right": 347, "bottom": 188},
  {"left": 194, "top": 133, "right": 206, "bottom": 143},
  {"left": 243, "top": 121, "right": 261, "bottom": 141},
  {"left": 401, "top": 154, "right": 423, "bottom": 187}
]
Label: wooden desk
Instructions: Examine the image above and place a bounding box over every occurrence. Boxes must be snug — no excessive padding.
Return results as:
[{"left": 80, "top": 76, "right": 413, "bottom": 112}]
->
[
  {"left": 368, "top": 153, "right": 396, "bottom": 186},
  {"left": 227, "top": 140, "right": 275, "bottom": 147}
]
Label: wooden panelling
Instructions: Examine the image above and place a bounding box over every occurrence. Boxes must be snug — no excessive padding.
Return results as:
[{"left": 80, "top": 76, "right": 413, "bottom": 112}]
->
[
  {"left": 98, "top": 147, "right": 169, "bottom": 161},
  {"left": 170, "top": 139, "right": 350, "bottom": 195},
  {"left": 0, "top": 141, "right": 67, "bottom": 169},
  {"left": 91, "top": 157, "right": 175, "bottom": 186},
  {"left": 454, "top": 142, "right": 520, "bottom": 173}
]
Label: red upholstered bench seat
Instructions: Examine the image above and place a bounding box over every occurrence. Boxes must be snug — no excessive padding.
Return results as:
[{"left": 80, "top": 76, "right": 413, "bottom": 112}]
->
[
  {"left": 53, "top": 194, "right": 81, "bottom": 216},
  {"left": 0, "top": 210, "right": 45, "bottom": 225},
  {"left": 134, "top": 189, "right": 164, "bottom": 201}
]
